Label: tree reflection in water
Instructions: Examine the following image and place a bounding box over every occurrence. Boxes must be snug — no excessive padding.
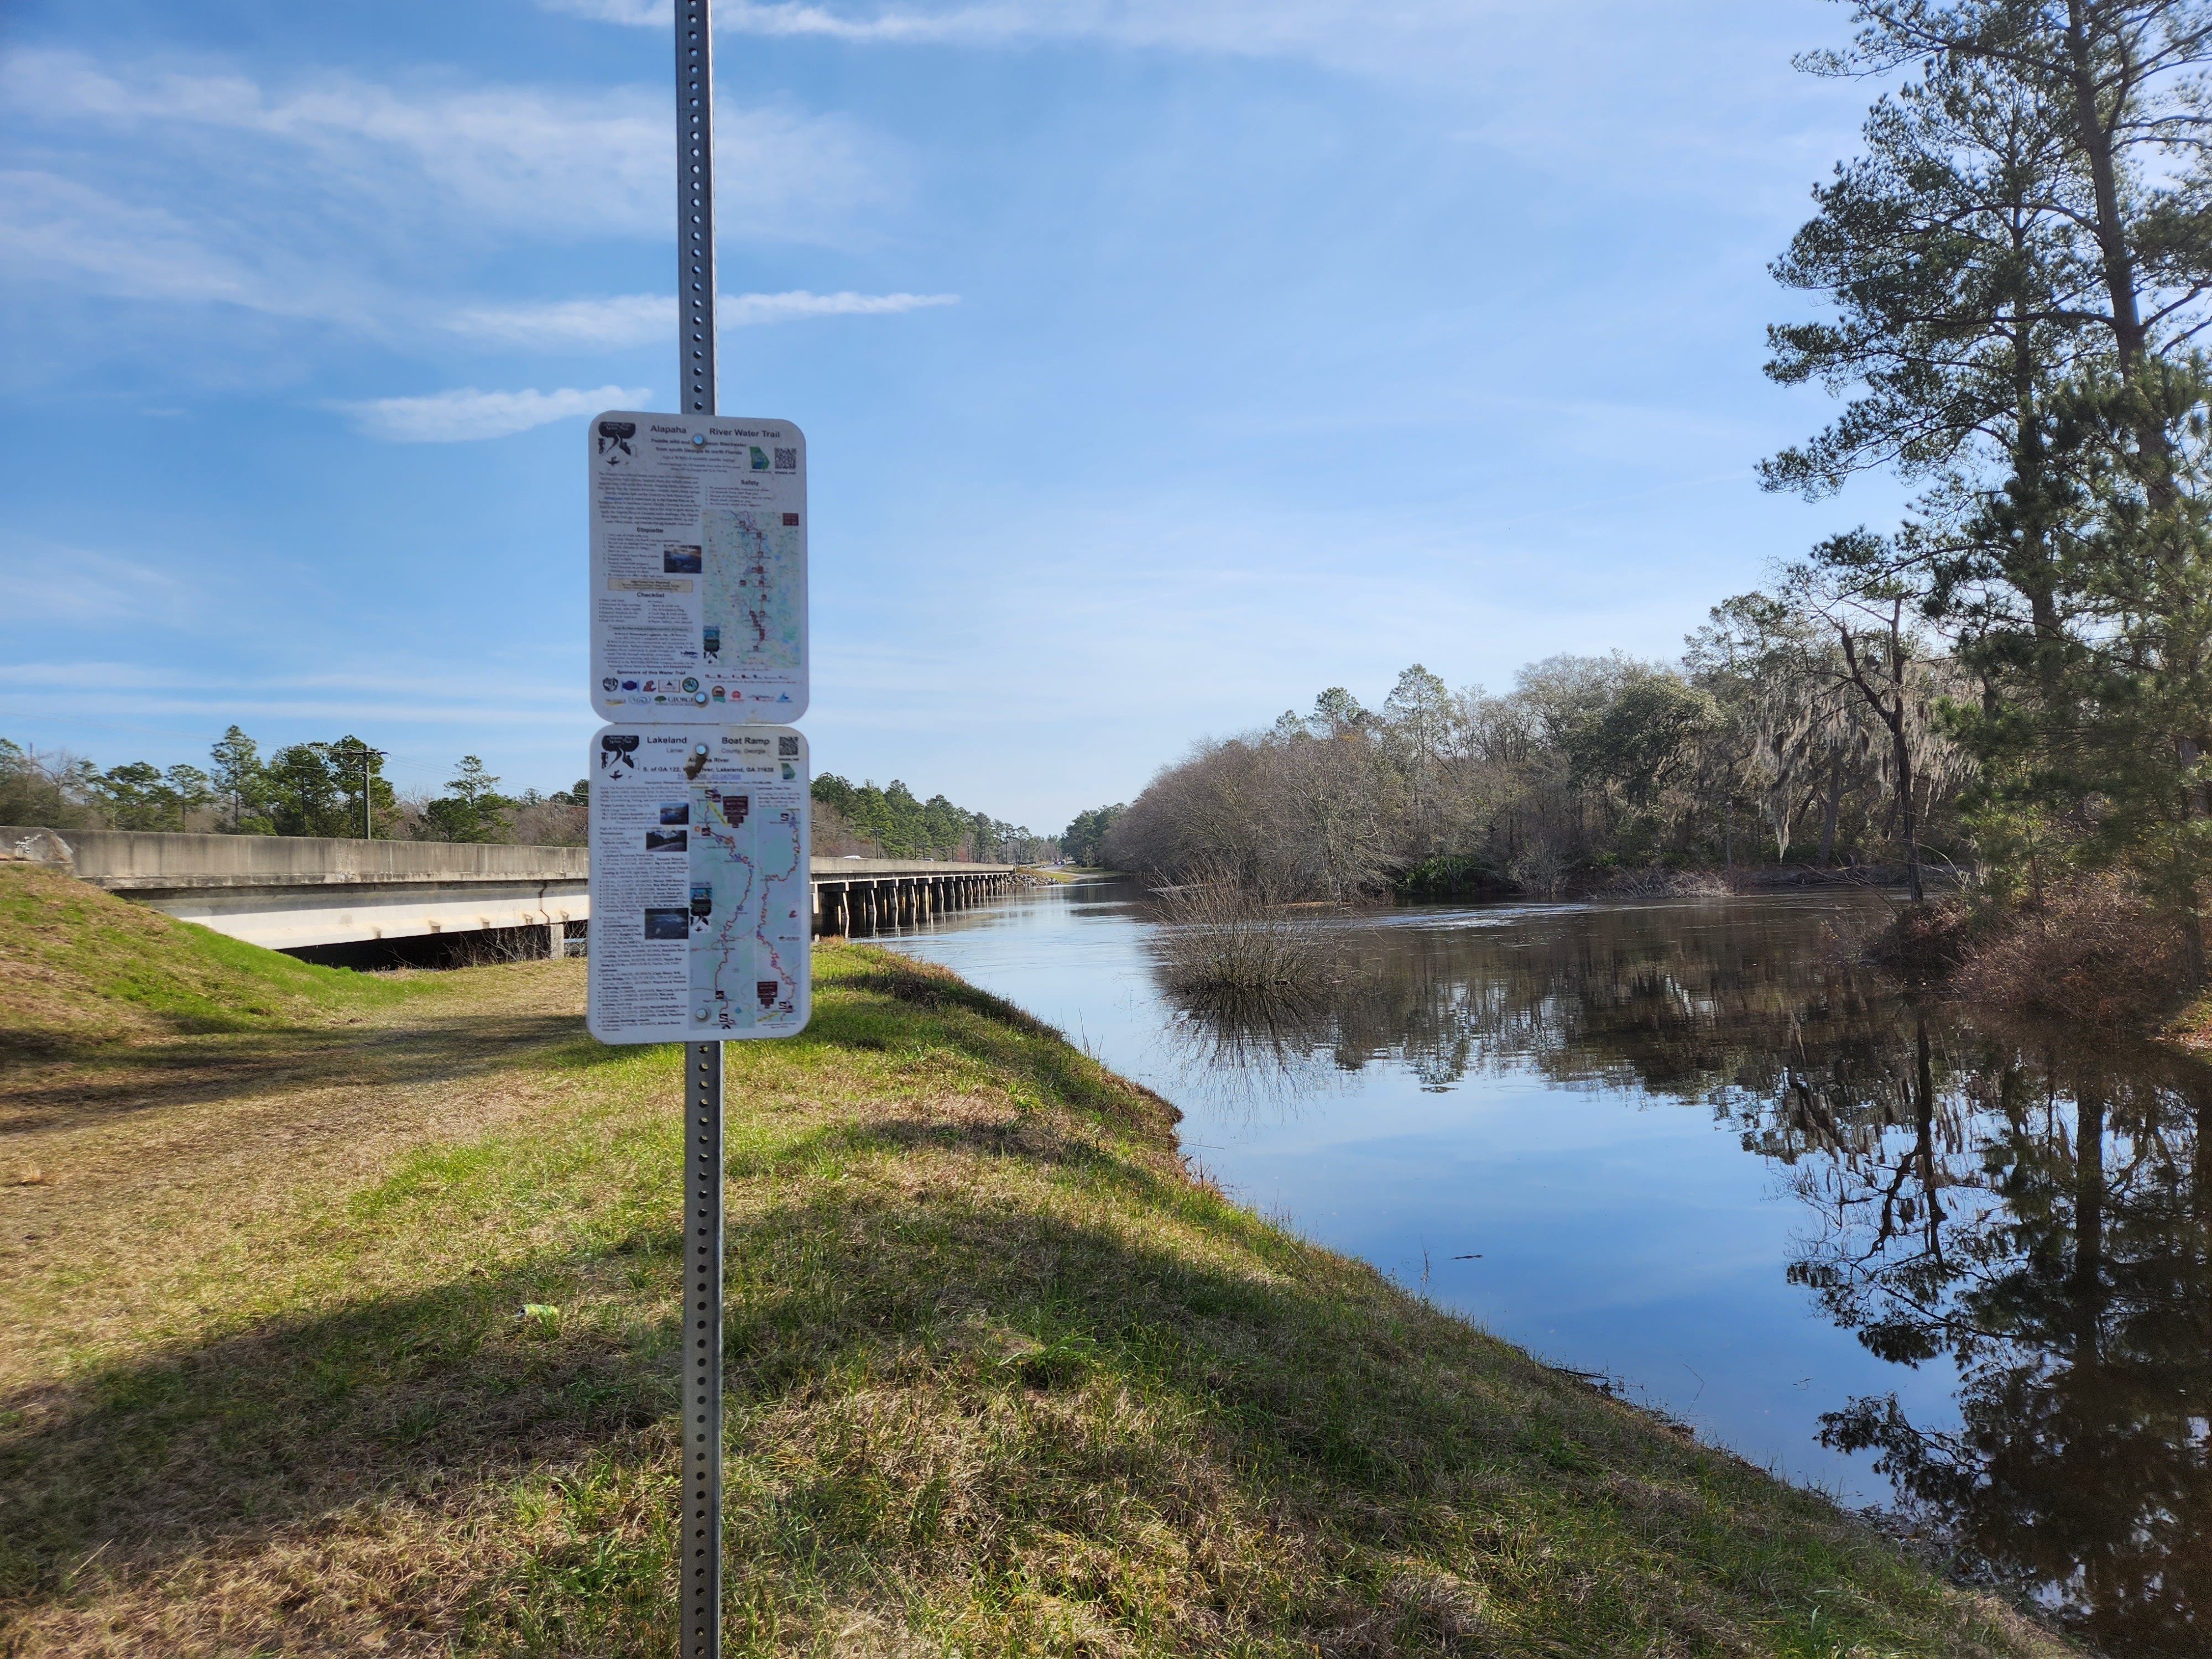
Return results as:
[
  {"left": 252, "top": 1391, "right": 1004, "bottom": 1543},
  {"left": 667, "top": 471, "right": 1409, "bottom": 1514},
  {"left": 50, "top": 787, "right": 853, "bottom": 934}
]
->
[
  {"left": 1789, "top": 1022, "right": 2211, "bottom": 1657},
  {"left": 1157, "top": 994, "right": 1351, "bottom": 1118},
  {"left": 1150, "top": 897, "right": 2211, "bottom": 1655}
]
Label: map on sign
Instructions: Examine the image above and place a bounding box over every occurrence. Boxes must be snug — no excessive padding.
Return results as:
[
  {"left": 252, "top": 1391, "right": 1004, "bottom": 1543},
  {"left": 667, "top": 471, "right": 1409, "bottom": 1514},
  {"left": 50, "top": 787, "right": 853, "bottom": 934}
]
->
[
  {"left": 586, "top": 723, "right": 810, "bottom": 1044},
  {"left": 701, "top": 509, "right": 804, "bottom": 676},
  {"left": 687, "top": 775, "right": 805, "bottom": 1031},
  {"left": 587, "top": 411, "right": 807, "bottom": 723}
]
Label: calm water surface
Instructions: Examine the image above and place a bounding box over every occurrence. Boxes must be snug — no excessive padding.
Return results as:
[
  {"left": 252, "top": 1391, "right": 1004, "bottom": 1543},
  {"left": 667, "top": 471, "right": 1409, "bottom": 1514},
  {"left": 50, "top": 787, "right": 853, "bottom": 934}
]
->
[{"left": 880, "top": 878, "right": 2212, "bottom": 1654}]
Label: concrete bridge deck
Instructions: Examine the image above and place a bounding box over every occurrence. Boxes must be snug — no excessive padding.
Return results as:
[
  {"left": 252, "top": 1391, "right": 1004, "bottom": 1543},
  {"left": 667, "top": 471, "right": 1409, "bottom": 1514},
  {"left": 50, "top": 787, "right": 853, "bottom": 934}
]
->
[{"left": 1, "top": 827, "right": 1029, "bottom": 954}]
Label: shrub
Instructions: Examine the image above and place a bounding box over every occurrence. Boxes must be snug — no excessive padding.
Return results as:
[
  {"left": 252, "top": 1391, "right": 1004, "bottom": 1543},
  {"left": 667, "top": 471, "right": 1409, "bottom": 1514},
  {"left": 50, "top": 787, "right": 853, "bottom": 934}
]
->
[
  {"left": 1393, "top": 854, "right": 1505, "bottom": 900},
  {"left": 1146, "top": 859, "right": 1333, "bottom": 995},
  {"left": 1952, "top": 874, "right": 2194, "bottom": 1026}
]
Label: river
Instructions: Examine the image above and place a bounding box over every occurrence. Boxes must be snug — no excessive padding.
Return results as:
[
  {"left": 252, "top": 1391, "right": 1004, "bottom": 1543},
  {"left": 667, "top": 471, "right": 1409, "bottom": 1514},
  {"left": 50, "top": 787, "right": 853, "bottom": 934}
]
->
[{"left": 877, "top": 877, "right": 2210, "bottom": 1657}]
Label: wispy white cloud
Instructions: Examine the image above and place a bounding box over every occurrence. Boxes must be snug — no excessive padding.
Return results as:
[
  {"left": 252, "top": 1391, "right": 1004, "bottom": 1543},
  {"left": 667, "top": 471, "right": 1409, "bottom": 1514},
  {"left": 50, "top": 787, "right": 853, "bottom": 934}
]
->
[
  {"left": 447, "top": 289, "right": 958, "bottom": 348},
  {"left": 0, "top": 681, "right": 590, "bottom": 737},
  {"left": 540, "top": 0, "right": 669, "bottom": 20},
  {"left": 341, "top": 384, "right": 650, "bottom": 442},
  {"left": 719, "top": 288, "right": 959, "bottom": 324},
  {"left": 0, "top": 170, "right": 381, "bottom": 326},
  {"left": 525, "top": 1, "right": 1859, "bottom": 197},
  {"left": 0, "top": 172, "right": 251, "bottom": 305},
  {"left": 0, "top": 48, "right": 919, "bottom": 363},
  {"left": 0, "top": 48, "right": 899, "bottom": 245},
  {"left": 541, "top": 0, "right": 1537, "bottom": 79},
  {"left": 448, "top": 294, "right": 674, "bottom": 350},
  {"left": 0, "top": 539, "right": 202, "bottom": 626}
]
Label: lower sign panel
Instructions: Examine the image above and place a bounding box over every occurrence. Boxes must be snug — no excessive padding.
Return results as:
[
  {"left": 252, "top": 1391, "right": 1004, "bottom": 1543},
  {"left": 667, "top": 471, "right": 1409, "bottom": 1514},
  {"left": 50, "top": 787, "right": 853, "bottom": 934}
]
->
[{"left": 587, "top": 723, "right": 811, "bottom": 1043}]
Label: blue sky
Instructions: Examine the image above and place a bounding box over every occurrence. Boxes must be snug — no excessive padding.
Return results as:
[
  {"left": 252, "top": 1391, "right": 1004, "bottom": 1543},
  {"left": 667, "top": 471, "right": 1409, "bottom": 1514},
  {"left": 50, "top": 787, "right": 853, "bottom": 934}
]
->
[{"left": 0, "top": 0, "right": 1901, "bottom": 832}]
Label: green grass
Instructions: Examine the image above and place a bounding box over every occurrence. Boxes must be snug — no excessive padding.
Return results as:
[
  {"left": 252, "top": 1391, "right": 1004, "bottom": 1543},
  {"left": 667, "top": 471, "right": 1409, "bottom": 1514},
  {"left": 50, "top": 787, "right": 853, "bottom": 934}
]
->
[
  {"left": 0, "top": 863, "right": 420, "bottom": 1057},
  {"left": 0, "top": 871, "right": 2077, "bottom": 1656}
]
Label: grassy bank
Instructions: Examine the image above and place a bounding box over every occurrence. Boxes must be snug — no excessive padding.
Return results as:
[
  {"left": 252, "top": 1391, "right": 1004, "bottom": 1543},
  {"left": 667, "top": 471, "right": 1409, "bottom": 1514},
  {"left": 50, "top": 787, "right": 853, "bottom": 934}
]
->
[
  {"left": 0, "top": 866, "right": 2074, "bottom": 1656},
  {"left": 0, "top": 859, "right": 429, "bottom": 1059}
]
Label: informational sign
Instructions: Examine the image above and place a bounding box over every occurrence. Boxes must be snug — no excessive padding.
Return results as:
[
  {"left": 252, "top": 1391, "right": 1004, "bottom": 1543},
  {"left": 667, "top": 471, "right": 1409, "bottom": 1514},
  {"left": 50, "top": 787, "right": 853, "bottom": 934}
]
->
[
  {"left": 586, "top": 723, "right": 811, "bottom": 1044},
  {"left": 588, "top": 410, "right": 807, "bottom": 723}
]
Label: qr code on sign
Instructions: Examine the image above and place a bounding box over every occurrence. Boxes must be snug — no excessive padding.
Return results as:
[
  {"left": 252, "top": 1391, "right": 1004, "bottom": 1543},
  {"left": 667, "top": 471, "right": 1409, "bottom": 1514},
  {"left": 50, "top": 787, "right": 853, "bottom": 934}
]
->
[
  {"left": 778, "top": 735, "right": 799, "bottom": 757},
  {"left": 774, "top": 447, "right": 796, "bottom": 471}
]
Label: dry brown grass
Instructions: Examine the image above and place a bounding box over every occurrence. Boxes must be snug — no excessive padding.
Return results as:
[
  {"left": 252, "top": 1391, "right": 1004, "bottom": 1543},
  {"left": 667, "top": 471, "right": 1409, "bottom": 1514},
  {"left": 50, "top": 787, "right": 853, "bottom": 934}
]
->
[
  {"left": 1953, "top": 874, "right": 2196, "bottom": 1027},
  {"left": 0, "top": 873, "right": 2085, "bottom": 1657},
  {"left": 1147, "top": 863, "right": 1333, "bottom": 996}
]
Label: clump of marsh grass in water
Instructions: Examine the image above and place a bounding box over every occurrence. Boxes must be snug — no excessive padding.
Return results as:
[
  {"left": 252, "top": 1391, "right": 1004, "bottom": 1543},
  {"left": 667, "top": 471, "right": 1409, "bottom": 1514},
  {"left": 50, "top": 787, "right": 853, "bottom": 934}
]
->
[
  {"left": 1598, "top": 864, "right": 1736, "bottom": 899},
  {"left": 1145, "top": 859, "right": 1335, "bottom": 998}
]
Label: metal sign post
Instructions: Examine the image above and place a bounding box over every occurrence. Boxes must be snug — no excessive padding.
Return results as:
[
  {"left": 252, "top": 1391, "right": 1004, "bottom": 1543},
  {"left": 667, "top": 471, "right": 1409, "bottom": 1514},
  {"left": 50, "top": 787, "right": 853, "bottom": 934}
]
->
[
  {"left": 679, "top": 0, "right": 716, "bottom": 424},
  {"left": 582, "top": 11, "right": 812, "bottom": 1652},
  {"left": 677, "top": 6, "right": 721, "bottom": 1657},
  {"left": 682, "top": 1031, "right": 722, "bottom": 1658}
]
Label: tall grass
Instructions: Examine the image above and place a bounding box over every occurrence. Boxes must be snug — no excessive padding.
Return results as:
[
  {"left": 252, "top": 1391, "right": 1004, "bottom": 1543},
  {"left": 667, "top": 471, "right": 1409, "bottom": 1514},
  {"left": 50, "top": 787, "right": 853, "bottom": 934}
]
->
[{"left": 1145, "top": 861, "right": 1333, "bottom": 996}]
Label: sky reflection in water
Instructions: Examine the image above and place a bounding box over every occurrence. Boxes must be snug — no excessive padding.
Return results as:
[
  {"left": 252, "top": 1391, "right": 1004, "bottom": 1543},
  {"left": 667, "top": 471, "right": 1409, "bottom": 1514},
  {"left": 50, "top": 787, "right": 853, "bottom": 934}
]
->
[{"left": 882, "top": 880, "right": 2210, "bottom": 1656}]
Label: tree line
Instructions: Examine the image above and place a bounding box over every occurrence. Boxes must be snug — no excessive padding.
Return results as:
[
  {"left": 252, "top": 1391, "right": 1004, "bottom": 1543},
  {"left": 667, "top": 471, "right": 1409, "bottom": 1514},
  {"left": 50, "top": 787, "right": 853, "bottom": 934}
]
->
[
  {"left": 1102, "top": 635, "right": 1971, "bottom": 902},
  {"left": 811, "top": 774, "right": 1056, "bottom": 863},
  {"left": 2, "top": 734, "right": 1056, "bottom": 863},
  {"left": 1058, "top": 804, "right": 1125, "bottom": 867},
  {"left": 1112, "top": 0, "right": 2212, "bottom": 996},
  {"left": 1, "top": 727, "right": 585, "bottom": 846}
]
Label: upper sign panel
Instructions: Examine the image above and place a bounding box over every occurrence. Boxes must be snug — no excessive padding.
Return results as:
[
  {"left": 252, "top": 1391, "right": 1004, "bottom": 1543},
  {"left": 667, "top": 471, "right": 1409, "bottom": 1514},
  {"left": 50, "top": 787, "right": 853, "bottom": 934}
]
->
[{"left": 588, "top": 411, "right": 807, "bottom": 723}]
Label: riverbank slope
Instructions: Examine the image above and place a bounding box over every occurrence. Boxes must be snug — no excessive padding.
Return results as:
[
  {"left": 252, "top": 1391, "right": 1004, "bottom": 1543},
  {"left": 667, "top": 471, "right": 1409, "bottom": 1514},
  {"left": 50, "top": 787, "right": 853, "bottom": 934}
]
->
[{"left": 0, "top": 864, "right": 2074, "bottom": 1656}]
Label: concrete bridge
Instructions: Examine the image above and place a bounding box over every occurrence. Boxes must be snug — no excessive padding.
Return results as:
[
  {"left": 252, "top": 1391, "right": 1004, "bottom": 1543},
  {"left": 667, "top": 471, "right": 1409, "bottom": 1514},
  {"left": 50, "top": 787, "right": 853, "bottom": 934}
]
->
[
  {"left": 1, "top": 827, "right": 1029, "bottom": 956},
  {"left": 809, "top": 860, "right": 1029, "bottom": 937}
]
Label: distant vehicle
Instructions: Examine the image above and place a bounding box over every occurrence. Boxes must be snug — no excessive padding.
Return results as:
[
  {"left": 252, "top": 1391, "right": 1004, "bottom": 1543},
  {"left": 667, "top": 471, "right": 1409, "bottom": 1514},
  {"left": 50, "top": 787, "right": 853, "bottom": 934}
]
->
[{"left": 839, "top": 854, "right": 863, "bottom": 860}]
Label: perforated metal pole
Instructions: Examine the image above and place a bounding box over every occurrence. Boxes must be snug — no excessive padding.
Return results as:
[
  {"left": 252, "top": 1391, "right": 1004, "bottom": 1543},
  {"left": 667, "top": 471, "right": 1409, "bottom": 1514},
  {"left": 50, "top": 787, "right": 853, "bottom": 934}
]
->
[
  {"left": 680, "top": 0, "right": 717, "bottom": 419},
  {"left": 676, "top": 4, "right": 722, "bottom": 1656},
  {"left": 681, "top": 1037, "right": 723, "bottom": 1657}
]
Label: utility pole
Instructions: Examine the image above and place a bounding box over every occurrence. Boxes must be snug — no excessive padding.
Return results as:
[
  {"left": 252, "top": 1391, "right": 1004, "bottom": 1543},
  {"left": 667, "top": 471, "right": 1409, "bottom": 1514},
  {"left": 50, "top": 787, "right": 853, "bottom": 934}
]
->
[
  {"left": 675, "top": 5, "right": 723, "bottom": 1656},
  {"left": 331, "top": 745, "right": 387, "bottom": 839}
]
